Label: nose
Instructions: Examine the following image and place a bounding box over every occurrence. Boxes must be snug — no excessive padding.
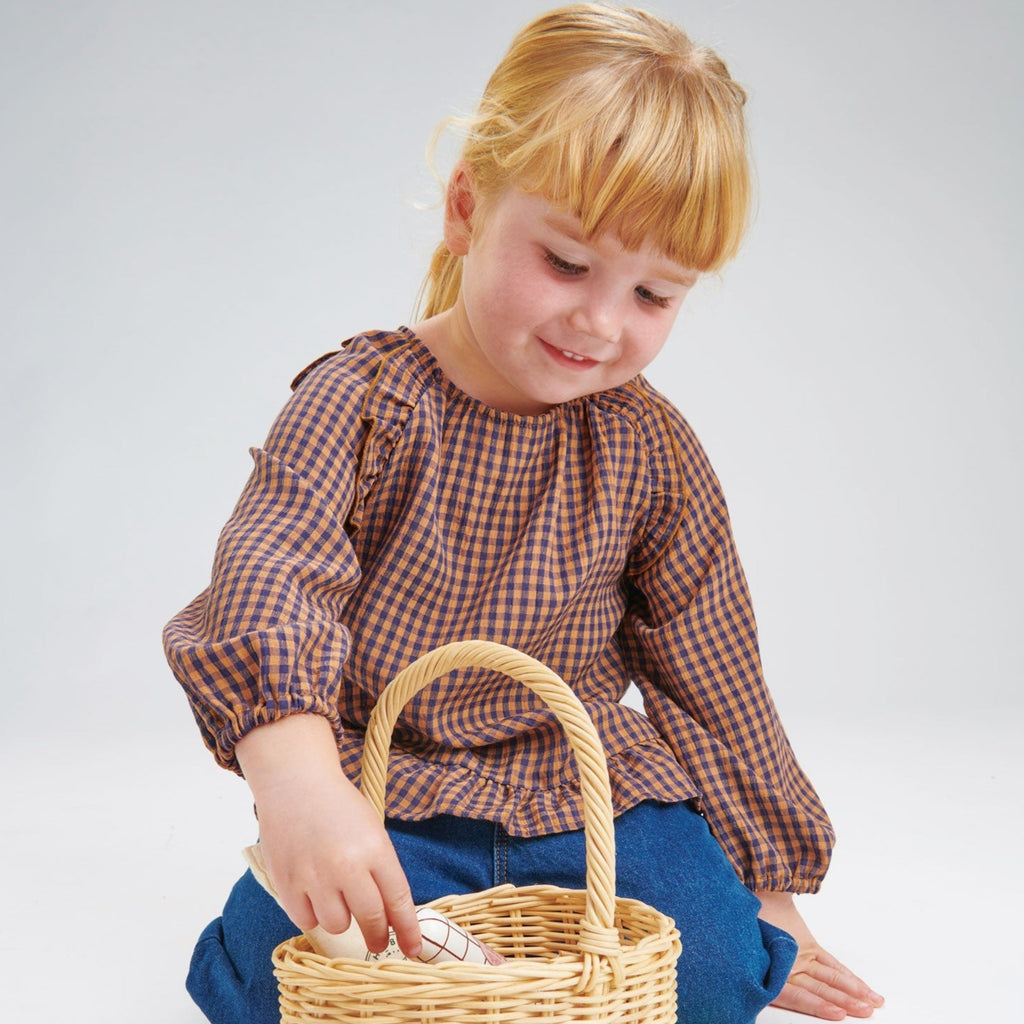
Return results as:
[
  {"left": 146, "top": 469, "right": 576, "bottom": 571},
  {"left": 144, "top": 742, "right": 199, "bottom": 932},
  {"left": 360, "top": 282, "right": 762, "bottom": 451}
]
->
[{"left": 567, "top": 286, "right": 623, "bottom": 345}]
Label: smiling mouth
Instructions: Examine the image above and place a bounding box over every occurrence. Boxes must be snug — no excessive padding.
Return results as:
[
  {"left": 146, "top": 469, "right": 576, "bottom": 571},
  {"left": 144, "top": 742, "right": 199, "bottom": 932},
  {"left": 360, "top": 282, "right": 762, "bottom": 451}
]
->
[{"left": 541, "top": 339, "right": 597, "bottom": 367}]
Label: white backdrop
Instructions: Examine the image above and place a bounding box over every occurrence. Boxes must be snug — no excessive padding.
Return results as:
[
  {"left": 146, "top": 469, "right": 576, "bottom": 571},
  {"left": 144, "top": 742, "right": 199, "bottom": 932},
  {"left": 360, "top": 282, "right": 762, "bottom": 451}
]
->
[{"left": 2, "top": 2, "right": 1021, "bottom": 1021}]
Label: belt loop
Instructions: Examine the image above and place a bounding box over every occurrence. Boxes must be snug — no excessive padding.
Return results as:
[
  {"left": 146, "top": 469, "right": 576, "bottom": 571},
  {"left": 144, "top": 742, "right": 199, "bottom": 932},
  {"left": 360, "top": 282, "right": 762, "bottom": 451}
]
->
[{"left": 492, "top": 821, "right": 509, "bottom": 886}]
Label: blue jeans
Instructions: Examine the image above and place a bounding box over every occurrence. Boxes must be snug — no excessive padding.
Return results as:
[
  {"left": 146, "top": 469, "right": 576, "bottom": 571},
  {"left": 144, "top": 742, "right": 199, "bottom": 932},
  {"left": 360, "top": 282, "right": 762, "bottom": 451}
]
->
[{"left": 188, "top": 801, "right": 796, "bottom": 1024}]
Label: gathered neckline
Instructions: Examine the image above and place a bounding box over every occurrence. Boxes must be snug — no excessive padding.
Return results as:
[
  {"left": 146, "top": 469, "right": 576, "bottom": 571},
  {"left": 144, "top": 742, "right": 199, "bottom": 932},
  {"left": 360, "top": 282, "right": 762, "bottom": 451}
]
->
[{"left": 392, "top": 324, "right": 599, "bottom": 425}]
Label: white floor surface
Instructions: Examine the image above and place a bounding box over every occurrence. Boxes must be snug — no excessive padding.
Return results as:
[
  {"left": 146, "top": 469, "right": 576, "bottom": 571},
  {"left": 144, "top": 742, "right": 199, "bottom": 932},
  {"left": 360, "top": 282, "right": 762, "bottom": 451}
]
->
[{"left": 3, "top": 707, "right": 1019, "bottom": 1022}]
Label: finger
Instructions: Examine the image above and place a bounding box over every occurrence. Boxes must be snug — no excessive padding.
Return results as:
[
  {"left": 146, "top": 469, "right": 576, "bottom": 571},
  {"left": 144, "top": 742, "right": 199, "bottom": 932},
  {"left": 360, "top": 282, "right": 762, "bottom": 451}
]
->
[
  {"left": 264, "top": 860, "right": 322, "bottom": 933},
  {"left": 801, "top": 956, "right": 885, "bottom": 1010},
  {"left": 787, "top": 966, "right": 880, "bottom": 1019},
  {"left": 771, "top": 980, "right": 848, "bottom": 1021},
  {"left": 277, "top": 888, "right": 320, "bottom": 933},
  {"left": 373, "top": 859, "right": 422, "bottom": 958},
  {"left": 307, "top": 888, "right": 354, "bottom": 938},
  {"left": 337, "top": 881, "right": 394, "bottom": 954}
]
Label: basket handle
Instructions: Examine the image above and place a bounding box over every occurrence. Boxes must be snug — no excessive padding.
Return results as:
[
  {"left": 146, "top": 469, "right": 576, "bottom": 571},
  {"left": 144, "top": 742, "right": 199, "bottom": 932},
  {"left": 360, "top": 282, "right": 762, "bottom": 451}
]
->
[{"left": 360, "top": 640, "right": 623, "bottom": 979}]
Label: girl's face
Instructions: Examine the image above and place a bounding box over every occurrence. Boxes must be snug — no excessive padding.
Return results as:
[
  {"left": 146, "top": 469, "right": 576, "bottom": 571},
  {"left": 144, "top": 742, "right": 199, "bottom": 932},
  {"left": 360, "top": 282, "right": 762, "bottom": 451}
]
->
[{"left": 438, "top": 180, "right": 699, "bottom": 415}]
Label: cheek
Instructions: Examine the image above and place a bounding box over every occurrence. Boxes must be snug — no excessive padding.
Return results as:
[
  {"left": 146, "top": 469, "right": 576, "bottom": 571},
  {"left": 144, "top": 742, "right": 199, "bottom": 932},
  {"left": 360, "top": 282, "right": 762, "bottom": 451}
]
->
[
  {"left": 627, "top": 322, "right": 673, "bottom": 369},
  {"left": 464, "top": 252, "right": 539, "bottom": 326},
  {"left": 493, "top": 278, "right": 560, "bottom": 333}
]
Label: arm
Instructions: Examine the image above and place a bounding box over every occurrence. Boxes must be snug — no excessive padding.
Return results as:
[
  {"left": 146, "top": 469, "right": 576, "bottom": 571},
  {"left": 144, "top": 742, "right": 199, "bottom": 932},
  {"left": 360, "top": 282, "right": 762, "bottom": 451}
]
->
[
  {"left": 164, "top": 346, "right": 387, "bottom": 770},
  {"left": 620, "top": 399, "right": 833, "bottom": 893},
  {"left": 236, "top": 714, "right": 421, "bottom": 956},
  {"left": 621, "top": 394, "right": 880, "bottom": 1014},
  {"left": 755, "top": 893, "right": 883, "bottom": 1020},
  {"left": 165, "top": 349, "right": 421, "bottom": 950}
]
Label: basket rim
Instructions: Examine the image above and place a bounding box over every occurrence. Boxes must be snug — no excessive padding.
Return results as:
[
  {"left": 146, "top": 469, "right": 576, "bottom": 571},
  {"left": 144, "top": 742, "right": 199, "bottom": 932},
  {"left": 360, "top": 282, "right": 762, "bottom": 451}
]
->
[{"left": 274, "top": 880, "right": 681, "bottom": 983}]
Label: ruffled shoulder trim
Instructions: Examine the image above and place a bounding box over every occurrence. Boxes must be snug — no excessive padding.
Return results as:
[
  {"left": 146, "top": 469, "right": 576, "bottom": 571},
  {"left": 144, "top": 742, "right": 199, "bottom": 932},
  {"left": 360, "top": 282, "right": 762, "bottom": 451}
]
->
[
  {"left": 351, "top": 333, "right": 435, "bottom": 532},
  {"left": 289, "top": 328, "right": 438, "bottom": 395},
  {"left": 348, "top": 330, "right": 440, "bottom": 533},
  {"left": 278, "top": 329, "right": 442, "bottom": 534}
]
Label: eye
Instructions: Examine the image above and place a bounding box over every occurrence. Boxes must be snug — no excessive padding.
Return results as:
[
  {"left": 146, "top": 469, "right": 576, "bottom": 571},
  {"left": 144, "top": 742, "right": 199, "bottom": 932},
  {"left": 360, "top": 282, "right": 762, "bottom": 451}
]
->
[
  {"left": 635, "top": 285, "right": 671, "bottom": 309},
  {"left": 544, "top": 250, "right": 587, "bottom": 276}
]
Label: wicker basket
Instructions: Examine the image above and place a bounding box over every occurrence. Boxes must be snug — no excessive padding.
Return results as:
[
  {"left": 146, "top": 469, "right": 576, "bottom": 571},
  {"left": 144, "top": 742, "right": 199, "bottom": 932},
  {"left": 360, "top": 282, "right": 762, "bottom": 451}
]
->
[{"left": 272, "top": 640, "right": 682, "bottom": 1023}]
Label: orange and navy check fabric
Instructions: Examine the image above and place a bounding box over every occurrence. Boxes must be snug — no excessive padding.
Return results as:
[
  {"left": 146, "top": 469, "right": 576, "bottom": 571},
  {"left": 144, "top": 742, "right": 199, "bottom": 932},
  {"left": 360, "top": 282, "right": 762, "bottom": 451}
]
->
[{"left": 164, "top": 328, "right": 834, "bottom": 893}]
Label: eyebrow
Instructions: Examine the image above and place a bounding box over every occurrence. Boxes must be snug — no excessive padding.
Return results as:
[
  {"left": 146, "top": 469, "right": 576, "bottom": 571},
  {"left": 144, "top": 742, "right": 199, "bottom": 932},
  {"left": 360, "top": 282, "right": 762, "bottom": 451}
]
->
[
  {"left": 543, "top": 210, "right": 586, "bottom": 243},
  {"left": 542, "top": 212, "right": 699, "bottom": 289}
]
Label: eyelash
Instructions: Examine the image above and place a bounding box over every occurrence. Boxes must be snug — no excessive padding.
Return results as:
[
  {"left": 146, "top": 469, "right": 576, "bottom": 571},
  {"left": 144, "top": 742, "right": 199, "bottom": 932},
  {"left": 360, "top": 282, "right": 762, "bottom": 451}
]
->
[
  {"left": 635, "top": 285, "right": 672, "bottom": 309},
  {"left": 543, "top": 250, "right": 672, "bottom": 309},
  {"left": 544, "top": 250, "right": 586, "bottom": 276}
]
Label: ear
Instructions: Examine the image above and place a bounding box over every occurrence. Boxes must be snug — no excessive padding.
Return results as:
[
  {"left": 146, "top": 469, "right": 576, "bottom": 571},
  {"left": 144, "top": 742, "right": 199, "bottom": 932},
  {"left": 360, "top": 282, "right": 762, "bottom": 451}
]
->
[{"left": 443, "top": 162, "right": 477, "bottom": 256}]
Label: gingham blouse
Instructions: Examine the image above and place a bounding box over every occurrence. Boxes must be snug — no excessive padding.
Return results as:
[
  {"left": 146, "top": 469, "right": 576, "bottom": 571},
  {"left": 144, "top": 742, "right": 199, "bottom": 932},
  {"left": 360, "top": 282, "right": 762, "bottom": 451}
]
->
[{"left": 164, "top": 327, "right": 834, "bottom": 893}]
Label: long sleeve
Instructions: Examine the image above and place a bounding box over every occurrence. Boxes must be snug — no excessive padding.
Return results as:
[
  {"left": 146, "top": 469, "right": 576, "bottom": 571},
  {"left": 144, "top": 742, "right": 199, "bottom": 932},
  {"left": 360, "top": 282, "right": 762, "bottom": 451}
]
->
[
  {"left": 163, "top": 352, "right": 373, "bottom": 772},
  {"left": 619, "top": 392, "right": 834, "bottom": 893}
]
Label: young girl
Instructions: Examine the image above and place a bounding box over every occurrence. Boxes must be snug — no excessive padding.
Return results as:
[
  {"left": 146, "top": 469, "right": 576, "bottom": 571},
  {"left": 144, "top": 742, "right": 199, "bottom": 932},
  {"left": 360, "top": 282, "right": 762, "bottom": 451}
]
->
[{"left": 165, "top": 4, "right": 883, "bottom": 1022}]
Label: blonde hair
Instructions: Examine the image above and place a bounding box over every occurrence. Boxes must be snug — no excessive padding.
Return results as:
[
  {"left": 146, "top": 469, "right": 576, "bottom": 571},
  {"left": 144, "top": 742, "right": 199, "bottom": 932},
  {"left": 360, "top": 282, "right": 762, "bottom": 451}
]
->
[{"left": 419, "top": 2, "right": 751, "bottom": 319}]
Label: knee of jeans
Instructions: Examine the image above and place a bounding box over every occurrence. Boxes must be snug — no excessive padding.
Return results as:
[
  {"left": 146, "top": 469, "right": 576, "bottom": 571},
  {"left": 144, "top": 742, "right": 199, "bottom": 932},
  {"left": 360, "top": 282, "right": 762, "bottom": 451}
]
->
[
  {"left": 186, "top": 912, "right": 287, "bottom": 1024},
  {"left": 187, "top": 919, "right": 241, "bottom": 1023},
  {"left": 675, "top": 918, "right": 798, "bottom": 1024}
]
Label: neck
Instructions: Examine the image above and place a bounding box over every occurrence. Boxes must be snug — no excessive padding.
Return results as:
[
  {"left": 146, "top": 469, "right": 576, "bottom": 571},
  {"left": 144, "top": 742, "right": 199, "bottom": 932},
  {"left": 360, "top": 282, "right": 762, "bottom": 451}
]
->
[{"left": 410, "top": 307, "right": 552, "bottom": 416}]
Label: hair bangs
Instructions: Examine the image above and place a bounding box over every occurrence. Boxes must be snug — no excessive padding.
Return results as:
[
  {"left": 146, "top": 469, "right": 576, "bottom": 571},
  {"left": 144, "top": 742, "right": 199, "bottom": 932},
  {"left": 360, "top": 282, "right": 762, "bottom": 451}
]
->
[{"left": 510, "top": 62, "right": 750, "bottom": 272}]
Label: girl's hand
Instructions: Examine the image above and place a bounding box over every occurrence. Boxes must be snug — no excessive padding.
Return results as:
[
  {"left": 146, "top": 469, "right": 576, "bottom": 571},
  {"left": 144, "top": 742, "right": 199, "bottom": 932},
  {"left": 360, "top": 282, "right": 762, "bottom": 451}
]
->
[
  {"left": 755, "top": 892, "right": 884, "bottom": 1020},
  {"left": 235, "top": 714, "right": 422, "bottom": 958}
]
